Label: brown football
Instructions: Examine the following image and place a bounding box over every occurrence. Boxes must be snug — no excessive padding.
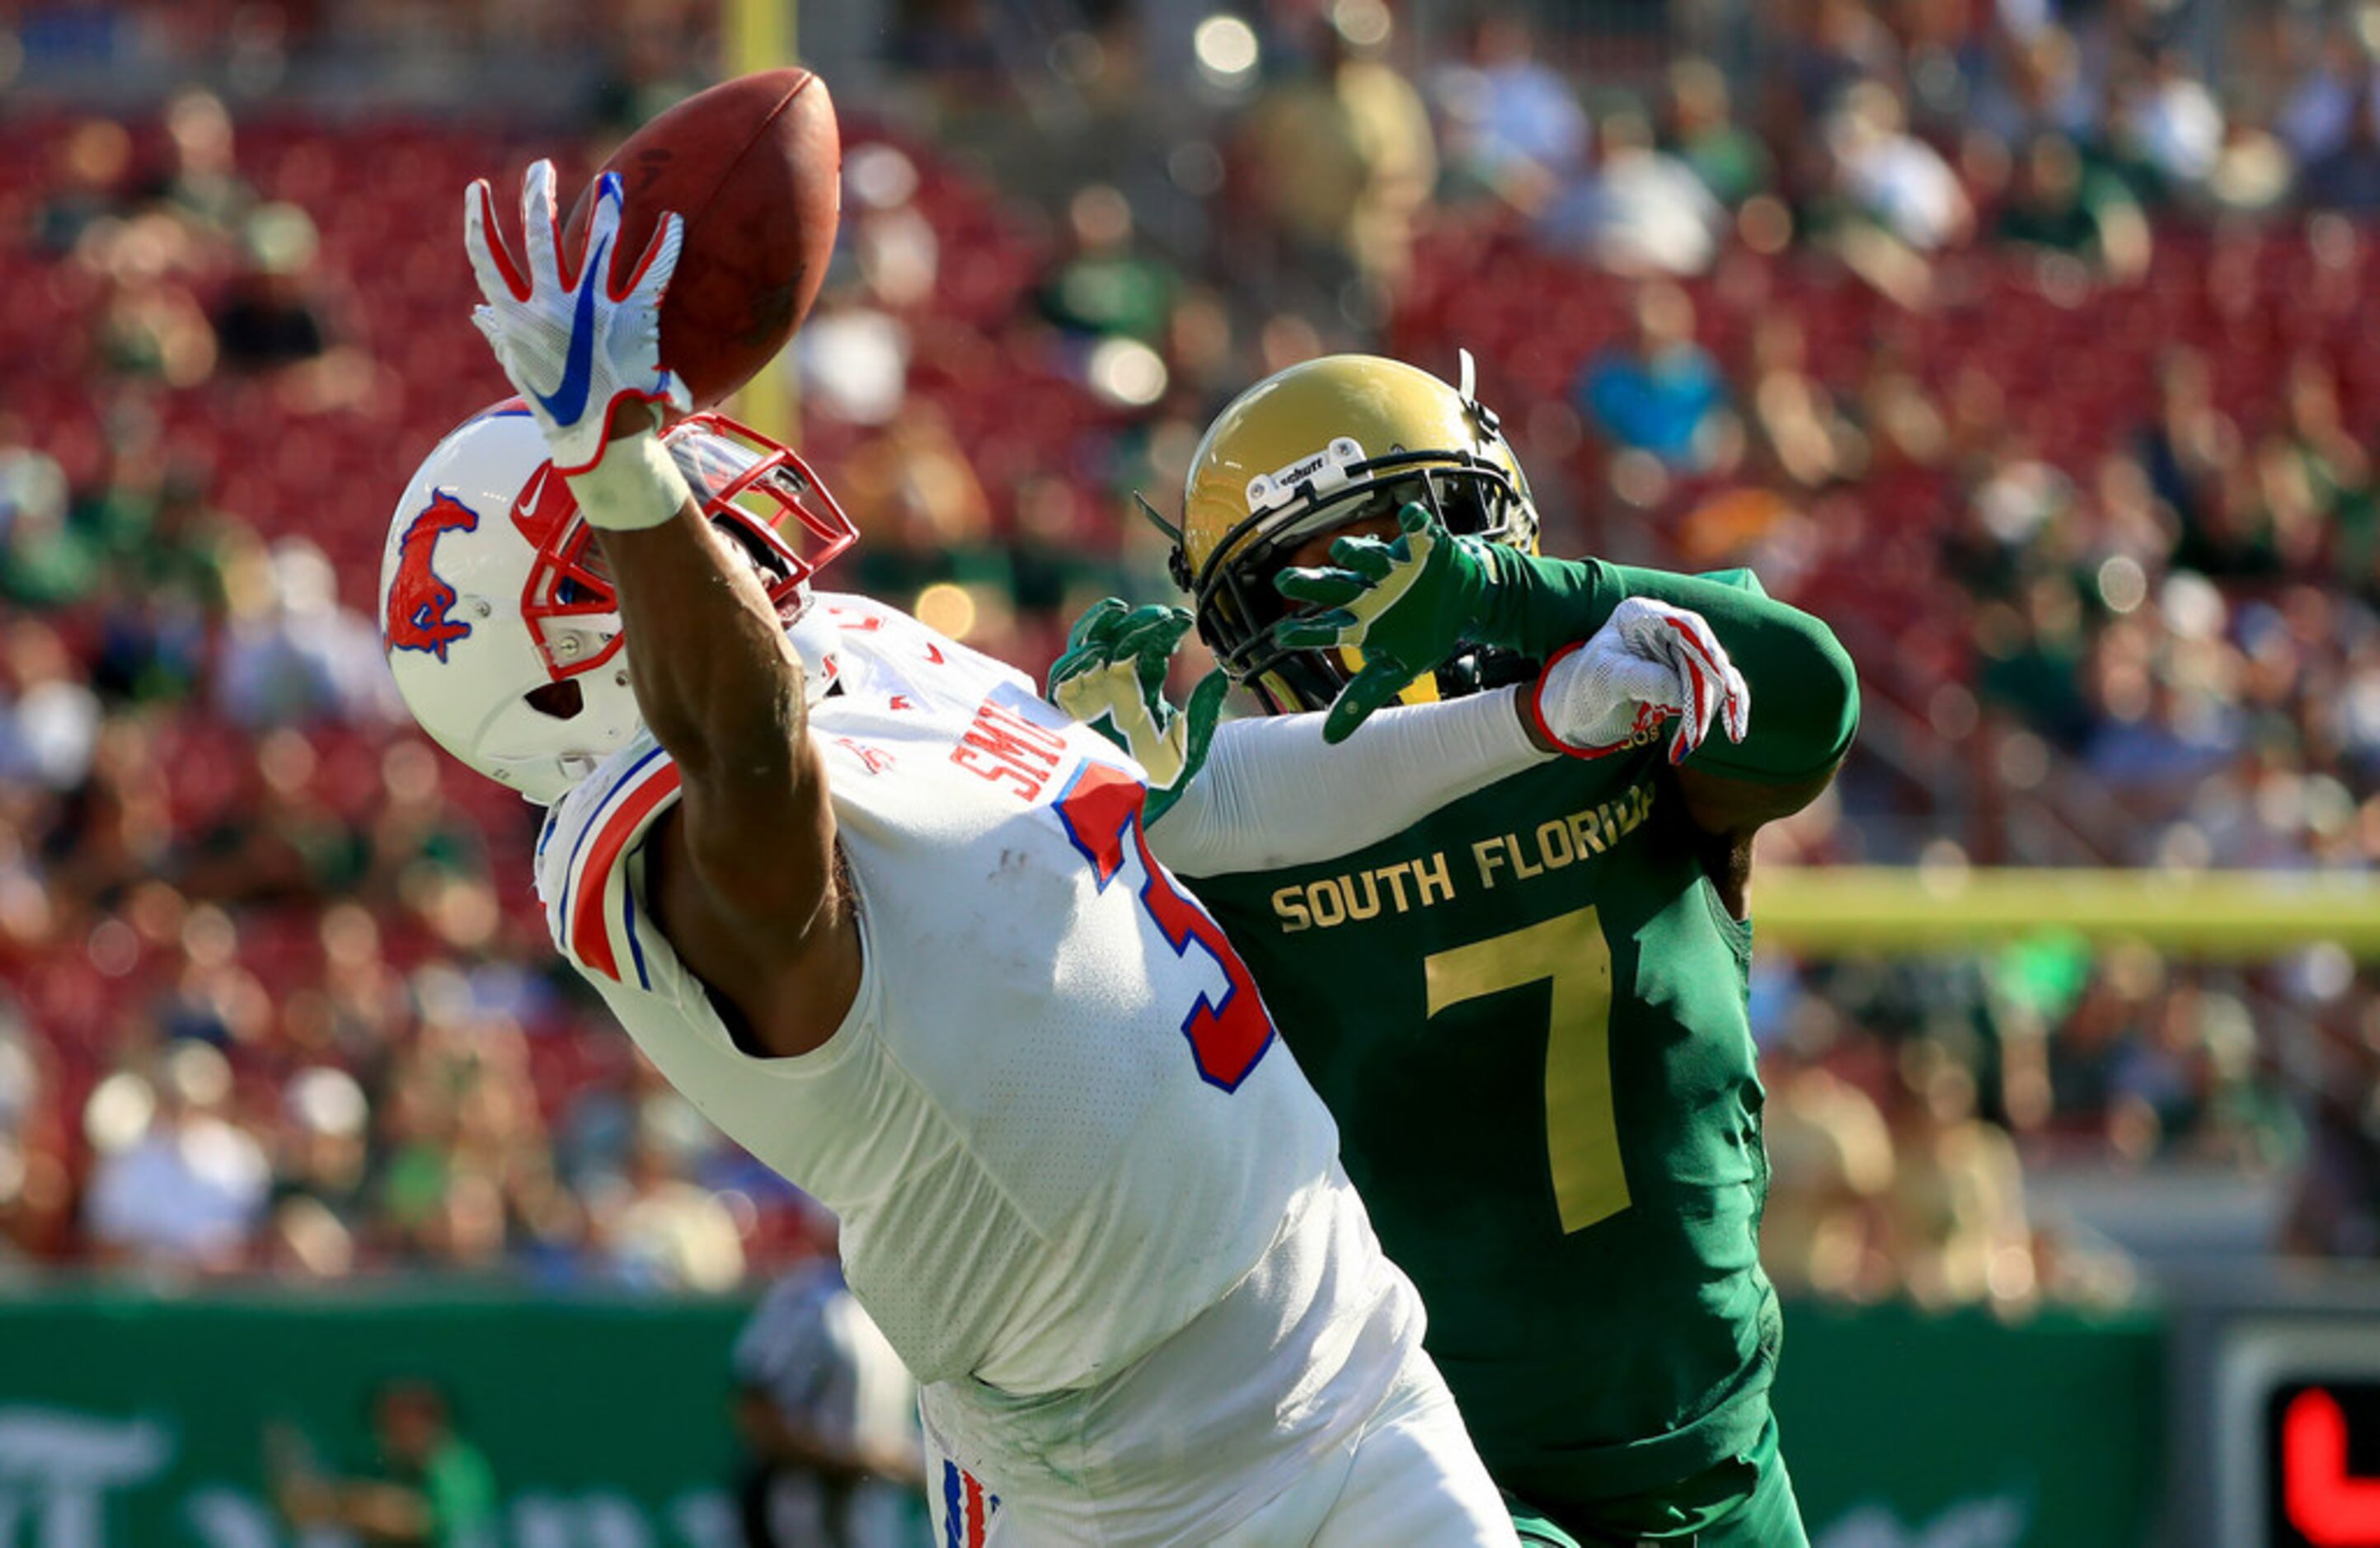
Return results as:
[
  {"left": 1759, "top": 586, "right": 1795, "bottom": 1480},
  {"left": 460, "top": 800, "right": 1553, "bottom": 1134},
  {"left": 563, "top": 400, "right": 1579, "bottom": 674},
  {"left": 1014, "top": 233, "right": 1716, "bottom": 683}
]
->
[{"left": 564, "top": 68, "right": 841, "bottom": 410}]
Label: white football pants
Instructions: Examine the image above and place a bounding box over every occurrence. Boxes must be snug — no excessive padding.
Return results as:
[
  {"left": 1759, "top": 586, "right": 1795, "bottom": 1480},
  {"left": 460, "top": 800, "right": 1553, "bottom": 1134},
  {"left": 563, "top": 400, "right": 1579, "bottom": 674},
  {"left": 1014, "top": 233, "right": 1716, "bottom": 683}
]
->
[{"left": 927, "top": 1349, "right": 1518, "bottom": 1548}]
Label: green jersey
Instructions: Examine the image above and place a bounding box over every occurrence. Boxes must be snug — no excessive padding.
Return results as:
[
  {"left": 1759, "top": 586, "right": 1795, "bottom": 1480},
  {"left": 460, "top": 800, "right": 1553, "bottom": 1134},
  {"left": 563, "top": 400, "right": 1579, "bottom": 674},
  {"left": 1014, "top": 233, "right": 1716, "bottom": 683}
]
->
[
  {"left": 1176, "top": 556, "right": 1857, "bottom": 1526},
  {"left": 1187, "top": 744, "right": 1772, "bottom": 1506}
]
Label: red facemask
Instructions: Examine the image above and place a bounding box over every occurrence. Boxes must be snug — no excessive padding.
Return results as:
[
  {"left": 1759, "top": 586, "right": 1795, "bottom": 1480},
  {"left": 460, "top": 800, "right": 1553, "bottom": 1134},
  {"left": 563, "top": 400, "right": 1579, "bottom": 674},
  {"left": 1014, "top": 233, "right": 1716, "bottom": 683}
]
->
[{"left": 509, "top": 410, "right": 859, "bottom": 683}]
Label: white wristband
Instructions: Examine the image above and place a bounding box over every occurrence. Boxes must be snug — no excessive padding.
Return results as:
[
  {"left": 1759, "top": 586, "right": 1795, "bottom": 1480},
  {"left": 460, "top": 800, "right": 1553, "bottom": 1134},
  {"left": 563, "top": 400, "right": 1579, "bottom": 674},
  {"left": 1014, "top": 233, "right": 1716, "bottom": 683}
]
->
[{"left": 564, "top": 428, "right": 695, "bottom": 532}]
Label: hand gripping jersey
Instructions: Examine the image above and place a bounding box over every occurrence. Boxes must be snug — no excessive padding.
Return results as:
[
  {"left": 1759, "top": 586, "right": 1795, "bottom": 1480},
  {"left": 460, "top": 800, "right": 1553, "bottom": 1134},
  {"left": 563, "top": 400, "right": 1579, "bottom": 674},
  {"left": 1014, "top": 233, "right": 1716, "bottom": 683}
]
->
[{"left": 533, "top": 596, "right": 1411, "bottom": 1536}]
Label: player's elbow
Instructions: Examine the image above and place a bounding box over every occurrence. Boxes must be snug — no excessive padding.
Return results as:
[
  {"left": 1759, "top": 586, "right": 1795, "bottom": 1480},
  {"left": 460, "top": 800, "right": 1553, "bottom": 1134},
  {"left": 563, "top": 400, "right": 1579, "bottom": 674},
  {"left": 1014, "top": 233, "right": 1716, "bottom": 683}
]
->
[
  {"left": 1753, "top": 601, "right": 1859, "bottom": 764},
  {"left": 1805, "top": 614, "right": 1860, "bottom": 753}
]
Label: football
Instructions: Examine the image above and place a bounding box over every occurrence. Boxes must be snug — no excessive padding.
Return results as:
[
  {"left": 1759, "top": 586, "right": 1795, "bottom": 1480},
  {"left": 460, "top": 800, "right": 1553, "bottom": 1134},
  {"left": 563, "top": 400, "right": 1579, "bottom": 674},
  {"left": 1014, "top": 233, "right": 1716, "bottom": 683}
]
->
[{"left": 564, "top": 67, "right": 841, "bottom": 410}]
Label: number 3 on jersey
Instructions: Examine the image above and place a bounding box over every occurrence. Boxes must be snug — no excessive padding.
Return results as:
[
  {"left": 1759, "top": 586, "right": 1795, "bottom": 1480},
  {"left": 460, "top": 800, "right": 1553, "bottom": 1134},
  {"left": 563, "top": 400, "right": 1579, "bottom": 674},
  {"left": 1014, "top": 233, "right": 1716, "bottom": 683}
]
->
[{"left": 1056, "top": 762, "right": 1276, "bottom": 1092}]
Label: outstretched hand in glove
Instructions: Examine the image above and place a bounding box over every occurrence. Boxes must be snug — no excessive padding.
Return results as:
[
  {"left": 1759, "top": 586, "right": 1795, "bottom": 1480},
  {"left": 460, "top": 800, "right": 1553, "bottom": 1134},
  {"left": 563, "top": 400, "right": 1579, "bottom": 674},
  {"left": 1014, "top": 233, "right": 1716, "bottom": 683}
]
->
[
  {"left": 462, "top": 159, "right": 689, "bottom": 475},
  {"left": 1047, "top": 600, "right": 1230, "bottom": 826},
  {"left": 1271, "top": 502, "right": 1507, "bottom": 744}
]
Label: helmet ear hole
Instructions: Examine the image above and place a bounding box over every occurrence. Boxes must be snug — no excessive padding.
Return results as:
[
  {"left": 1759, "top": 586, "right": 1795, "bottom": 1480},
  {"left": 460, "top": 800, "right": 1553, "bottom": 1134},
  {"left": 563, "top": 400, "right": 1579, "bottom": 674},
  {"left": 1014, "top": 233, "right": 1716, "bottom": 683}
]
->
[{"left": 524, "top": 678, "right": 584, "bottom": 721}]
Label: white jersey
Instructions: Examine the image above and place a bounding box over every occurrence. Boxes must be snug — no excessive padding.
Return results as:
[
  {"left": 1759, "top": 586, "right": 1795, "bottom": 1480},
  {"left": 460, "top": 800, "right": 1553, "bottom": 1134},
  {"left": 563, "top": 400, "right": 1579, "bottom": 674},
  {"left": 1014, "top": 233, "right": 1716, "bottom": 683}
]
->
[{"left": 533, "top": 593, "right": 1344, "bottom": 1399}]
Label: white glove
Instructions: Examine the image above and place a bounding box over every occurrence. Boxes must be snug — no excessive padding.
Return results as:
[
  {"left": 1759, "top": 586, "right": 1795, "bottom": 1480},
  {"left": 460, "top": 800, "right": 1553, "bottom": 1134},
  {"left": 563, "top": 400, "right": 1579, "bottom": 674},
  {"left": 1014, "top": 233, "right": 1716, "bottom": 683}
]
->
[
  {"left": 462, "top": 159, "right": 691, "bottom": 475},
  {"left": 1528, "top": 597, "right": 1751, "bottom": 765}
]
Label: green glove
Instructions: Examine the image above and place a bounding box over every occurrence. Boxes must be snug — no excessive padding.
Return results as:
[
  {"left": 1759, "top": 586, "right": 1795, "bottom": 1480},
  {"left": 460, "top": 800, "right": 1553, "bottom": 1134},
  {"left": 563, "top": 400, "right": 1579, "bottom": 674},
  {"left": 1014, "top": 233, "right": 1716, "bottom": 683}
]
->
[
  {"left": 1274, "top": 502, "right": 1504, "bottom": 744},
  {"left": 1047, "top": 598, "right": 1229, "bottom": 825}
]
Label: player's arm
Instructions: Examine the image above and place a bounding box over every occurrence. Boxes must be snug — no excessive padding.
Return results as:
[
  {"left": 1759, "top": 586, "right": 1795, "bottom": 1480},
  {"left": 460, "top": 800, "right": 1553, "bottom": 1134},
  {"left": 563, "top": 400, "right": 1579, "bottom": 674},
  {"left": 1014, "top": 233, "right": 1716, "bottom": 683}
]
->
[
  {"left": 1049, "top": 601, "right": 1554, "bottom": 875},
  {"left": 1496, "top": 554, "right": 1858, "bottom": 829},
  {"left": 1162, "top": 692, "right": 1550, "bottom": 875},
  {"left": 1472, "top": 546, "right": 1855, "bottom": 916},
  {"left": 464, "top": 162, "right": 856, "bottom": 1057},
  {"left": 580, "top": 441, "right": 857, "bottom": 1057},
  {"left": 1277, "top": 506, "right": 1857, "bottom": 831},
  {"left": 275, "top": 1475, "right": 432, "bottom": 1540}
]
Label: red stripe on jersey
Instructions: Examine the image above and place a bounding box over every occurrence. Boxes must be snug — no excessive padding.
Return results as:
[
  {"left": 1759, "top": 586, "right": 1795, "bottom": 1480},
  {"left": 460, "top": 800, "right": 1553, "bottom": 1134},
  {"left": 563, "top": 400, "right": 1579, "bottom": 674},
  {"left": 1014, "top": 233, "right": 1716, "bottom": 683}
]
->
[
  {"left": 570, "top": 763, "right": 683, "bottom": 978},
  {"left": 963, "top": 1472, "right": 986, "bottom": 1548}
]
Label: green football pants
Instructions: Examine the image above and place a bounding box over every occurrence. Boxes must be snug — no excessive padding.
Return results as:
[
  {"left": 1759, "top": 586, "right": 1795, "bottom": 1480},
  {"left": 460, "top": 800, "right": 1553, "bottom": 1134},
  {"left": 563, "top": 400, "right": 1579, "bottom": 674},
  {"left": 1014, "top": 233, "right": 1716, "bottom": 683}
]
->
[
  {"left": 1692, "top": 1432, "right": 1805, "bottom": 1548},
  {"left": 1508, "top": 1416, "right": 1807, "bottom": 1547}
]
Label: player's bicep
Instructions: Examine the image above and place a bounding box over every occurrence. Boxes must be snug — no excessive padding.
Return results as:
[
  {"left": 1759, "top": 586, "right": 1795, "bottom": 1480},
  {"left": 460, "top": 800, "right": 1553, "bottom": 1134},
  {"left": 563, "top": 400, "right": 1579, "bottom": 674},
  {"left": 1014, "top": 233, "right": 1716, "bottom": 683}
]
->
[
  {"left": 647, "top": 772, "right": 861, "bottom": 1058},
  {"left": 674, "top": 732, "right": 840, "bottom": 927}
]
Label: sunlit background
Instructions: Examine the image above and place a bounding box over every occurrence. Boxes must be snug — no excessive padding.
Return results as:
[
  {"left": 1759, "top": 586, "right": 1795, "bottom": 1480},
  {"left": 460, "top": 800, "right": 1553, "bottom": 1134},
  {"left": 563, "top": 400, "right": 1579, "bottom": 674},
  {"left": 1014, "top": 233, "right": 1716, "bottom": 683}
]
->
[{"left": 3, "top": 1, "right": 2380, "bottom": 1544}]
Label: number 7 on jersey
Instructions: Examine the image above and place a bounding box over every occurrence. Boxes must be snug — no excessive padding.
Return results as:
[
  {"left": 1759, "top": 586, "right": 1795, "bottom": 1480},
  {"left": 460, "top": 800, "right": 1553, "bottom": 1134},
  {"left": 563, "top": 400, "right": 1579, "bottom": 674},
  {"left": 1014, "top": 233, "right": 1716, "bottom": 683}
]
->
[{"left": 1425, "top": 906, "right": 1629, "bottom": 1235}]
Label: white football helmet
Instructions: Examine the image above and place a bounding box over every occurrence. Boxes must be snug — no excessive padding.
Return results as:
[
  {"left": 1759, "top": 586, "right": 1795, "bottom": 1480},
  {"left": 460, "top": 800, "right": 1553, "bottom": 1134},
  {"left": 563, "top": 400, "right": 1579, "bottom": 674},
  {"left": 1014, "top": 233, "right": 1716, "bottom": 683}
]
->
[{"left": 380, "top": 400, "right": 858, "bottom": 804}]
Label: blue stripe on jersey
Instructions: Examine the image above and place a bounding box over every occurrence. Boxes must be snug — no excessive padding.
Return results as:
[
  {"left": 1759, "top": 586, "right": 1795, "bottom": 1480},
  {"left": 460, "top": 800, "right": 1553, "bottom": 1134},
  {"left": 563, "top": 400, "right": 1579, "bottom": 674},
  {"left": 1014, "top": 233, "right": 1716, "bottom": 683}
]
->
[
  {"left": 942, "top": 1460, "right": 963, "bottom": 1548},
  {"left": 555, "top": 743, "right": 669, "bottom": 955},
  {"left": 622, "top": 863, "right": 650, "bottom": 992}
]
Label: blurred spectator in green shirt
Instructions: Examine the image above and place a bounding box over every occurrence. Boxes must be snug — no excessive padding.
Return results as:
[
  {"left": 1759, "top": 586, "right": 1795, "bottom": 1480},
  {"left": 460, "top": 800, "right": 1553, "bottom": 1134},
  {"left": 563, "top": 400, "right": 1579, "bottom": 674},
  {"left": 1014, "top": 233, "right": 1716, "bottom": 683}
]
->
[
  {"left": 273, "top": 1379, "right": 497, "bottom": 1547},
  {"left": 1037, "top": 185, "right": 1179, "bottom": 345},
  {"left": 1992, "top": 133, "right": 2151, "bottom": 284},
  {"left": 1666, "top": 57, "right": 1773, "bottom": 208}
]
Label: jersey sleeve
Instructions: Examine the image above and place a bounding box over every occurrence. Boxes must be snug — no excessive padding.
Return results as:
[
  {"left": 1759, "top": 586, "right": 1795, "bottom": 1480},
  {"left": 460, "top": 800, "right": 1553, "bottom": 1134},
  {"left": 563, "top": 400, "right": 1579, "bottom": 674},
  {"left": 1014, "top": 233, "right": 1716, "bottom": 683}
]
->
[
  {"left": 1152, "top": 684, "right": 1551, "bottom": 879},
  {"left": 537, "top": 736, "right": 884, "bottom": 1071},
  {"left": 1481, "top": 551, "right": 1861, "bottom": 787},
  {"left": 537, "top": 737, "right": 687, "bottom": 994}
]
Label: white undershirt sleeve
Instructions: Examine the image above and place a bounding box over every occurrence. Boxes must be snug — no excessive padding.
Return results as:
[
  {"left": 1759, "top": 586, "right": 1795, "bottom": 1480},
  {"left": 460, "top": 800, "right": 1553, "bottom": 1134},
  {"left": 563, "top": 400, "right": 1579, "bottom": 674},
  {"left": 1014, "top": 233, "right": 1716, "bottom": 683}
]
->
[{"left": 1149, "top": 685, "right": 1555, "bottom": 878}]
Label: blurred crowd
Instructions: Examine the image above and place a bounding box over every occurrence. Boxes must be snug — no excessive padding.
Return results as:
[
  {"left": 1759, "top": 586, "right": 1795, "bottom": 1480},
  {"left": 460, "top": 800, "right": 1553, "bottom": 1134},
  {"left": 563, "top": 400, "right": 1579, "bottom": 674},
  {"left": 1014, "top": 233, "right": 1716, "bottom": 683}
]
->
[{"left": 3, "top": 0, "right": 2380, "bottom": 1305}]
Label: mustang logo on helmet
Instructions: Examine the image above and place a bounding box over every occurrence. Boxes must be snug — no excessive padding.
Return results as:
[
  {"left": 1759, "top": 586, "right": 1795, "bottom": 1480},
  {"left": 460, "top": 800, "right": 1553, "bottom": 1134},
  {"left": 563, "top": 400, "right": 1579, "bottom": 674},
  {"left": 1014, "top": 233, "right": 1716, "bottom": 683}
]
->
[{"left": 386, "top": 490, "right": 481, "bottom": 662}]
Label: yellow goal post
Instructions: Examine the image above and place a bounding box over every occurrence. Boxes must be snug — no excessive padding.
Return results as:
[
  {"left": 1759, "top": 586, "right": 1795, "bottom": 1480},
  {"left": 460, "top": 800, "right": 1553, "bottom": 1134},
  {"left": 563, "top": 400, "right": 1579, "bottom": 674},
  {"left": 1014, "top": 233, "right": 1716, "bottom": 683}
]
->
[
  {"left": 722, "top": 0, "right": 796, "bottom": 443},
  {"left": 1755, "top": 866, "right": 2380, "bottom": 959}
]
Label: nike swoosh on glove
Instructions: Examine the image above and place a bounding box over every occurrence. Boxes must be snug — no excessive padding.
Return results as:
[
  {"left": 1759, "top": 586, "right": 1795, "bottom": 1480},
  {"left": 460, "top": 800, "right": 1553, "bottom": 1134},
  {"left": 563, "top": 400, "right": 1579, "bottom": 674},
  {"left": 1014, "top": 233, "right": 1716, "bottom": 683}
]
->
[
  {"left": 462, "top": 158, "right": 690, "bottom": 474},
  {"left": 1528, "top": 596, "right": 1751, "bottom": 765}
]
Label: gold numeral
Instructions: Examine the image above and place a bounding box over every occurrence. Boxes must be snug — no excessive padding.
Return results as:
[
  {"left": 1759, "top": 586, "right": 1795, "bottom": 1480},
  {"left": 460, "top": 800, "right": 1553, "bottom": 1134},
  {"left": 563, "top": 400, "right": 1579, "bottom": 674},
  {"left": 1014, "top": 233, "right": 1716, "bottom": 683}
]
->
[{"left": 1425, "top": 907, "right": 1627, "bottom": 1234}]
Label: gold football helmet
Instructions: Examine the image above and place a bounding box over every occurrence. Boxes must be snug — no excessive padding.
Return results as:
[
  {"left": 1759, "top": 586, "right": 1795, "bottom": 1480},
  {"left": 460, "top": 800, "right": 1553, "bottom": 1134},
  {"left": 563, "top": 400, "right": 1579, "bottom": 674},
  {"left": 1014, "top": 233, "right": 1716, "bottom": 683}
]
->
[{"left": 1148, "top": 352, "right": 1541, "bottom": 714}]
